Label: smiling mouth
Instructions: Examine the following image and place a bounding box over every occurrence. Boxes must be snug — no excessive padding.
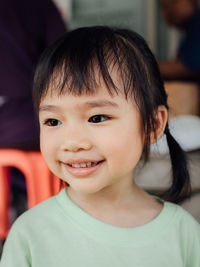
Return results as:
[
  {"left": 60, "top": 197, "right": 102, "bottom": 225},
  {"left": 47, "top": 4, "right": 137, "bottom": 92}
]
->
[
  {"left": 67, "top": 161, "right": 103, "bottom": 168},
  {"left": 63, "top": 160, "right": 104, "bottom": 177}
]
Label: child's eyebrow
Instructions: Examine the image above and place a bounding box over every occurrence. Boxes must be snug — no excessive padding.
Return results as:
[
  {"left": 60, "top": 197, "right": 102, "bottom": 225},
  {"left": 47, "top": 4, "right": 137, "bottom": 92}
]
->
[
  {"left": 83, "top": 100, "right": 119, "bottom": 109},
  {"left": 39, "top": 100, "right": 119, "bottom": 112},
  {"left": 39, "top": 105, "right": 60, "bottom": 112}
]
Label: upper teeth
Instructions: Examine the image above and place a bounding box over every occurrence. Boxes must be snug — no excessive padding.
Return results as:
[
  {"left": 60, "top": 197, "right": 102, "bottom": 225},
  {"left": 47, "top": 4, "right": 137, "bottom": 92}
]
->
[{"left": 71, "top": 162, "right": 97, "bottom": 168}]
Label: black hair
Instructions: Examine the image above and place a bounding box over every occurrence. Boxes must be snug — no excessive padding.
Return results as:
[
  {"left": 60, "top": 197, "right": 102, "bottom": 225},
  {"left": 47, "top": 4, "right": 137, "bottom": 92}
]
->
[{"left": 33, "top": 26, "right": 191, "bottom": 203}]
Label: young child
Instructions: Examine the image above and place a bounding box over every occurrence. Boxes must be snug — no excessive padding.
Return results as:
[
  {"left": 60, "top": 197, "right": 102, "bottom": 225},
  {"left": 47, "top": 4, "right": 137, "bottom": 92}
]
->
[{"left": 1, "top": 26, "right": 199, "bottom": 267}]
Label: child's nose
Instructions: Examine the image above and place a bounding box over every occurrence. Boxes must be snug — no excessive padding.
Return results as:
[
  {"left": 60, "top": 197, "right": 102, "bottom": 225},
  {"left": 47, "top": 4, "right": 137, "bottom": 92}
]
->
[{"left": 60, "top": 129, "right": 92, "bottom": 152}]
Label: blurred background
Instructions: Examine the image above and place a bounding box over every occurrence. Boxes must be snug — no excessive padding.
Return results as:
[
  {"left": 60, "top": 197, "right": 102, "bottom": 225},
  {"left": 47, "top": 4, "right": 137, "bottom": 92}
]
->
[{"left": 54, "top": 0, "right": 186, "bottom": 61}]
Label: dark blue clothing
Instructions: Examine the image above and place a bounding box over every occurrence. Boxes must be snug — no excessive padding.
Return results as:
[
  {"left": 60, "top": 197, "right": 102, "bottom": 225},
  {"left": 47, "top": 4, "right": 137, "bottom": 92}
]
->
[
  {"left": 178, "top": 10, "right": 200, "bottom": 72},
  {"left": 0, "top": 0, "right": 66, "bottom": 148}
]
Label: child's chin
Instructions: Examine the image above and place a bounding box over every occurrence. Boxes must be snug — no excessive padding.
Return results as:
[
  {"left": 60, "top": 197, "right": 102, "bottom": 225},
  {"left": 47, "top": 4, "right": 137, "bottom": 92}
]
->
[{"left": 68, "top": 182, "right": 105, "bottom": 196}]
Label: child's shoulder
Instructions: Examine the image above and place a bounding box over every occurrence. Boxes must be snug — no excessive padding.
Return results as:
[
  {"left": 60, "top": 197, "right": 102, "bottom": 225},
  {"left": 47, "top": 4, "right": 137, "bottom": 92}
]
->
[
  {"left": 163, "top": 200, "right": 200, "bottom": 233},
  {"left": 164, "top": 201, "right": 200, "bottom": 264},
  {"left": 9, "top": 189, "right": 65, "bottom": 236}
]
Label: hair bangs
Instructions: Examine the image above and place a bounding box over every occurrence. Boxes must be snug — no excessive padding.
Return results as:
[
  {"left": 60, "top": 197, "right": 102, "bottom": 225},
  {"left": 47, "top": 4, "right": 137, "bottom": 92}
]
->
[{"left": 34, "top": 27, "right": 146, "bottom": 111}]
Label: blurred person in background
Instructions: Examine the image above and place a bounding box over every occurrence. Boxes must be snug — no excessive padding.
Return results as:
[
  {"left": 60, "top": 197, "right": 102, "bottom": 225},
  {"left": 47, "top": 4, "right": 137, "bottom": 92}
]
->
[
  {"left": 159, "top": 0, "right": 200, "bottom": 117},
  {"left": 159, "top": 0, "right": 200, "bottom": 81},
  {"left": 0, "top": 0, "right": 67, "bottom": 226},
  {"left": 0, "top": 0, "right": 67, "bottom": 149}
]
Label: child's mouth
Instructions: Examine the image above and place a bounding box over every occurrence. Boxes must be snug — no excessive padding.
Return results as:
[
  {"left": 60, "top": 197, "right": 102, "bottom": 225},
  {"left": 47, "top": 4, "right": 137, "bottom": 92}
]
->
[
  {"left": 68, "top": 161, "right": 102, "bottom": 168},
  {"left": 63, "top": 160, "right": 104, "bottom": 177}
]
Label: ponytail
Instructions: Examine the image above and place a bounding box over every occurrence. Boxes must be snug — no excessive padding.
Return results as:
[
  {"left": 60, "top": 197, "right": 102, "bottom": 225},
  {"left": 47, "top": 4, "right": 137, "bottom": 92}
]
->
[{"left": 162, "top": 124, "right": 191, "bottom": 203}]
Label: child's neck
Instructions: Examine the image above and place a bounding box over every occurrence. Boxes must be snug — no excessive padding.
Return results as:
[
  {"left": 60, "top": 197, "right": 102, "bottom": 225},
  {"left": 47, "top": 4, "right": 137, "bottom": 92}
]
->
[{"left": 67, "top": 183, "right": 163, "bottom": 228}]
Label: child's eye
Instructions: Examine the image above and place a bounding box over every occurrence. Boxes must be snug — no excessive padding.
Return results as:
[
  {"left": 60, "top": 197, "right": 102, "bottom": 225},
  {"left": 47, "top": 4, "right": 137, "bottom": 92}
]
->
[
  {"left": 88, "top": 115, "right": 110, "bottom": 123},
  {"left": 43, "top": 119, "right": 62, "bottom": 127}
]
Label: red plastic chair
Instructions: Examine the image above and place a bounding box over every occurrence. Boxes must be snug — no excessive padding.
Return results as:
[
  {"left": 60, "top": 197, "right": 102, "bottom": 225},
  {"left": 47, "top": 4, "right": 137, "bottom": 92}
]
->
[
  {"left": 0, "top": 149, "right": 60, "bottom": 239},
  {"left": 0, "top": 167, "right": 10, "bottom": 240}
]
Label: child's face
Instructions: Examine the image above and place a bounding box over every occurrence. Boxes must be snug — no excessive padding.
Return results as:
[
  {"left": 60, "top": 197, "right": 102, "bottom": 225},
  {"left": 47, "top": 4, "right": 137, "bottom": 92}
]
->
[{"left": 39, "top": 80, "right": 144, "bottom": 196}]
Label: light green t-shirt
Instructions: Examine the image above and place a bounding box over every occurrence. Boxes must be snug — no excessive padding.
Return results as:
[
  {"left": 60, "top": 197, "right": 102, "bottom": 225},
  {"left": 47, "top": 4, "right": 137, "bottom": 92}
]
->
[{"left": 1, "top": 188, "right": 200, "bottom": 267}]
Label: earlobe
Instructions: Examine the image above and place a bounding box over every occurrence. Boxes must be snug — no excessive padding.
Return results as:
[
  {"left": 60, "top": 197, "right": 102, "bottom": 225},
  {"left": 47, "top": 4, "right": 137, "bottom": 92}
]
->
[{"left": 149, "top": 105, "right": 168, "bottom": 144}]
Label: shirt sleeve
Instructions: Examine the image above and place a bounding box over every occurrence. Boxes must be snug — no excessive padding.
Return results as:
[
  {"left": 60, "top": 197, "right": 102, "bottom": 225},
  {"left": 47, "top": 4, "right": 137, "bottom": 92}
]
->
[
  {"left": 186, "top": 220, "right": 200, "bottom": 266},
  {"left": 179, "top": 209, "right": 200, "bottom": 267}
]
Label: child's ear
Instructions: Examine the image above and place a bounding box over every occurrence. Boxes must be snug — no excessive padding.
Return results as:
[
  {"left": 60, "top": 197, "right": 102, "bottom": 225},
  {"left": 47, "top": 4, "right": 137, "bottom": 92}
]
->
[{"left": 149, "top": 105, "right": 168, "bottom": 144}]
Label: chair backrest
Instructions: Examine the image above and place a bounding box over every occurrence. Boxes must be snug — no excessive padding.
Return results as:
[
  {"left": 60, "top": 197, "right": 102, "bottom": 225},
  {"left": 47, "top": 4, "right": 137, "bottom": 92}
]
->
[
  {"left": 0, "top": 149, "right": 60, "bottom": 239},
  {"left": 0, "top": 167, "right": 10, "bottom": 239}
]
